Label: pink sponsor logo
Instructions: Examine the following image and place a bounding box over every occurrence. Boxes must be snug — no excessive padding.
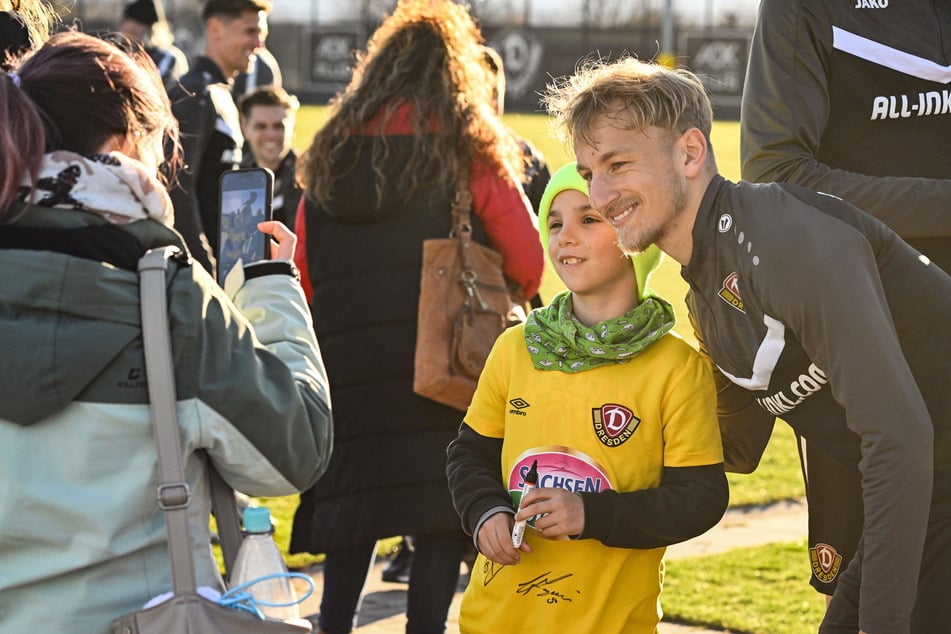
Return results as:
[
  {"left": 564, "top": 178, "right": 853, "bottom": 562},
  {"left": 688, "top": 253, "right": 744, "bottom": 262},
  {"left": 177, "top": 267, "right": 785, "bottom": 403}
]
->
[{"left": 508, "top": 448, "right": 613, "bottom": 499}]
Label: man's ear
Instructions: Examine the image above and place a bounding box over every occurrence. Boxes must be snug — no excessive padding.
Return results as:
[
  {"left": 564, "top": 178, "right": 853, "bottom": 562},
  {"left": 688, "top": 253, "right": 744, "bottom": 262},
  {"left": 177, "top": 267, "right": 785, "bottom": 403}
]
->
[
  {"left": 678, "top": 127, "right": 708, "bottom": 178},
  {"left": 205, "top": 16, "right": 223, "bottom": 44}
]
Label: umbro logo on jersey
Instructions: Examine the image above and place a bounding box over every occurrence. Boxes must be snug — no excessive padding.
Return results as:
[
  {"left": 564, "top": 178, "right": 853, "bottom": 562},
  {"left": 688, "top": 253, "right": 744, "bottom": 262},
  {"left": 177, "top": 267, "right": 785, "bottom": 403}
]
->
[
  {"left": 718, "top": 272, "right": 745, "bottom": 313},
  {"left": 509, "top": 398, "right": 530, "bottom": 417},
  {"left": 592, "top": 403, "right": 640, "bottom": 447},
  {"left": 854, "top": 0, "right": 887, "bottom": 8}
]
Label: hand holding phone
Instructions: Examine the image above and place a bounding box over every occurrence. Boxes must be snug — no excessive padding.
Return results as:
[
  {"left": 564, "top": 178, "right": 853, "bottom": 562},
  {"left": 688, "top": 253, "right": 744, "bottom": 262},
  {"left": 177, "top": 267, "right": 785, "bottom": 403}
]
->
[
  {"left": 217, "top": 167, "right": 274, "bottom": 284},
  {"left": 257, "top": 220, "right": 297, "bottom": 261}
]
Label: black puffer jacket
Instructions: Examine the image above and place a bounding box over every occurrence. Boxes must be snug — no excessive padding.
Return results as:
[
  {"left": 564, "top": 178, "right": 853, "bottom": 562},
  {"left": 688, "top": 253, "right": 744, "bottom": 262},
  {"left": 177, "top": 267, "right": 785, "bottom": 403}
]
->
[{"left": 290, "top": 131, "right": 543, "bottom": 552}]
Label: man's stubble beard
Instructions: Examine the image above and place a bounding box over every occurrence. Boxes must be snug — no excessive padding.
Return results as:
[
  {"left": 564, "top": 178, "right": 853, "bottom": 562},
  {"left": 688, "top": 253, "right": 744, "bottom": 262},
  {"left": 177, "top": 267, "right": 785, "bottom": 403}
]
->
[{"left": 616, "top": 175, "right": 687, "bottom": 256}]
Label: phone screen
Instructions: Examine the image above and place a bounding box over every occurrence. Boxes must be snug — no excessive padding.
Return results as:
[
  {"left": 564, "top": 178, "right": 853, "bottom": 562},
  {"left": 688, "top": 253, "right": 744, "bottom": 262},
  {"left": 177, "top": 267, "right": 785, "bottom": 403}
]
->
[{"left": 217, "top": 168, "right": 273, "bottom": 283}]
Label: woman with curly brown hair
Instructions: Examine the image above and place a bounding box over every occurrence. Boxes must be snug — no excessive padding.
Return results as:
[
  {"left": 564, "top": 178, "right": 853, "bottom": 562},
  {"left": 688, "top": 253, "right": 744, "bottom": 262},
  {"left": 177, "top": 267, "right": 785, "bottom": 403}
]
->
[
  {"left": 288, "top": 1, "right": 544, "bottom": 632},
  {"left": 0, "top": 0, "right": 57, "bottom": 69}
]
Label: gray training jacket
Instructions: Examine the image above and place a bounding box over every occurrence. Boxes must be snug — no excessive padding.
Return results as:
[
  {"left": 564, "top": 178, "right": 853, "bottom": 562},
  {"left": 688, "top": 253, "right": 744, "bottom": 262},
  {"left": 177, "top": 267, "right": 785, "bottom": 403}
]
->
[{"left": 684, "top": 175, "right": 951, "bottom": 634}]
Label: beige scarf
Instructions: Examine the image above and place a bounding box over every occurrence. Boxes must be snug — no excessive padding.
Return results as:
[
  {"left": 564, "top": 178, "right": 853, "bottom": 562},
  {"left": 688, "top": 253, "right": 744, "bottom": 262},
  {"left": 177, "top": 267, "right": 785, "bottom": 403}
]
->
[{"left": 19, "top": 151, "right": 173, "bottom": 226}]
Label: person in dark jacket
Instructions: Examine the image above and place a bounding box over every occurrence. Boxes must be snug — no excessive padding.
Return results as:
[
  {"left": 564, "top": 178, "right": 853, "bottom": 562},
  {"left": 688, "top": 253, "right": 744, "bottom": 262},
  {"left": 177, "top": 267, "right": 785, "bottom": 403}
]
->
[
  {"left": 238, "top": 85, "right": 301, "bottom": 229},
  {"left": 288, "top": 2, "right": 544, "bottom": 633},
  {"left": 740, "top": 0, "right": 951, "bottom": 606},
  {"left": 546, "top": 56, "right": 951, "bottom": 634},
  {"left": 167, "top": 0, "right": 271, "bottom": 274},
  {"left": 117, "top": 0, "right": 188, "bottom": 89}
]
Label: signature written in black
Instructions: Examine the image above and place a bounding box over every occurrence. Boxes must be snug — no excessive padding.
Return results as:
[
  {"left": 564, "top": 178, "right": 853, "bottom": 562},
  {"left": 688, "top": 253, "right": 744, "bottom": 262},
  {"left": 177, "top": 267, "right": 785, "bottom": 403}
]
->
[
  {"left": 482, "top": 559, "right": 505, "bottom": 587},
  {"left": 516, "top": 571, "right": 580, "bottom": 604}
]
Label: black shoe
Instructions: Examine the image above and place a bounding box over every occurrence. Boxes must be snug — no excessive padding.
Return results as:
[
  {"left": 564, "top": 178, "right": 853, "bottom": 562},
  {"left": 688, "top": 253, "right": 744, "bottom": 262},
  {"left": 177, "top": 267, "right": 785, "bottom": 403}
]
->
[{"left": 381, "top": 541, "right": 413, "bottom": 584}]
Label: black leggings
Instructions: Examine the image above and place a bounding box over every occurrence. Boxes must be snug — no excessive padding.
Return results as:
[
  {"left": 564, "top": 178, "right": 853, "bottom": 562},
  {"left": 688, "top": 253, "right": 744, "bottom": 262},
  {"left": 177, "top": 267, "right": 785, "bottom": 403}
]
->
[{"left": 317, "top": 532, "right": 467, "bottom": 634}]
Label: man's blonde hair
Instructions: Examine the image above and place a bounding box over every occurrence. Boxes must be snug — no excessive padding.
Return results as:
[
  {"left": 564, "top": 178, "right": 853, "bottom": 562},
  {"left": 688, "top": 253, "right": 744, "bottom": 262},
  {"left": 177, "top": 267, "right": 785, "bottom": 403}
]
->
[{"left": 545, "top": 57, "right": 714, "bottom": 151}]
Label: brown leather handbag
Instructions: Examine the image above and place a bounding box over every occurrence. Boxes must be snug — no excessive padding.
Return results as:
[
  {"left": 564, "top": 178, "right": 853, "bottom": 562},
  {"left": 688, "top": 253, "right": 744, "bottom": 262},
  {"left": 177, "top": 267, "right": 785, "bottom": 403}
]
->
[{"left": 413, "top": 170, "right": 526, "bottom": 412}]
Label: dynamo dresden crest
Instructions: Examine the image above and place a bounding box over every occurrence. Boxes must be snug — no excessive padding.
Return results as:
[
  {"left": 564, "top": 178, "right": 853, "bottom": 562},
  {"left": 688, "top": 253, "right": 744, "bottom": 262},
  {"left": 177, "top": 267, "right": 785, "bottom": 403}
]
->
[
  {"left": 718, "top": 272, "right": 745, "bottom": 313},
  {"left": 592, "top": 403, "right": 640, "bottom": 447},
  {"left": 810, "top": 543, "right": 842, "bottom": 583}
]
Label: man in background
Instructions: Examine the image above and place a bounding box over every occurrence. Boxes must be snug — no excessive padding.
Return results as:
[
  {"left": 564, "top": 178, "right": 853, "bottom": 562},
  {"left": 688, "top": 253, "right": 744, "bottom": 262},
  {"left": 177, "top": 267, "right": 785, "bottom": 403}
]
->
[
  {"left": 238, "top": 85, "right": 302, "bottom": 230},
  {"left": 168, "top": 0, "right": 271, "bottom": 274},
  {"left": 233, "top": 45, "right": 282, "bottom": 99},
  {"left": 117, "top": 0, "right": 187, "bottom": 89},
  {"left": 483, "top": 45, "right": 550, "bottom": 215}
]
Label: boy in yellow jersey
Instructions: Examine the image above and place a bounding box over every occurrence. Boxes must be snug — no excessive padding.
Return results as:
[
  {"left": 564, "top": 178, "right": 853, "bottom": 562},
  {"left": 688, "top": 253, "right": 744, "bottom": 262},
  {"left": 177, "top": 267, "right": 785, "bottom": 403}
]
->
[{"left": 447, "top": 163, "right": 728, "bottom": 633}]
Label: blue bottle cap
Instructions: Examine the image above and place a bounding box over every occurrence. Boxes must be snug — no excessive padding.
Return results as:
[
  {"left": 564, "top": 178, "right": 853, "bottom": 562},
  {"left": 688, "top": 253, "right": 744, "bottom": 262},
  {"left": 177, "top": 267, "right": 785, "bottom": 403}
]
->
[{"left": 242, "top": 506, "right": 272, "bottom": 533}]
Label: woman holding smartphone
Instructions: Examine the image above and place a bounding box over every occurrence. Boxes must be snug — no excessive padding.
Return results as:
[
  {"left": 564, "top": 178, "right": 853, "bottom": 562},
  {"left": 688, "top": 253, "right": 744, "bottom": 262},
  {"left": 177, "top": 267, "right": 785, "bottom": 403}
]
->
[{"left": 0, "top": 31, "right": 333, "bottom": 631}]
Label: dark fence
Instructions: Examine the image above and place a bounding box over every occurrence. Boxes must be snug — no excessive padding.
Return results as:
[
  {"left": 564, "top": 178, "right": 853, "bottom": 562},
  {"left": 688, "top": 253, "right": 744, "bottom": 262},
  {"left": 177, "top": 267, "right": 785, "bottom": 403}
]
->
[
  {"left": 71, "top": 13, "right": 750, "bottom": 120},
  {"left": 273, "top": 22, "right": 750, "bottom": 119}
]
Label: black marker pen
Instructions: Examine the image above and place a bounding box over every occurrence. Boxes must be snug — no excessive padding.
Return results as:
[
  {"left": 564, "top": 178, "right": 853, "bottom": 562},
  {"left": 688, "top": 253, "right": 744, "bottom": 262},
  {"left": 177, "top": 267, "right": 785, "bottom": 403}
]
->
[{"left": 511, "top": 460, "right": 539, "bottom": 548}]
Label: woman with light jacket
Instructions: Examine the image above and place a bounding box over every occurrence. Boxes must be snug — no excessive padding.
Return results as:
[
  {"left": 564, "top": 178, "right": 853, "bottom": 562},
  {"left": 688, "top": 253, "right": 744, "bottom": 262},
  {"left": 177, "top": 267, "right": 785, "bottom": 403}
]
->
[{"left": 0, "top": 31, "right": 333, "bottom": 632}]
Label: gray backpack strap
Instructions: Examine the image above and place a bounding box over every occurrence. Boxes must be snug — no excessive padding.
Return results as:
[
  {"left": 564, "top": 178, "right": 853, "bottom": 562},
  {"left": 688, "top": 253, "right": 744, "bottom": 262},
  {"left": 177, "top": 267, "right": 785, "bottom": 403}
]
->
[{"left": 138, "top": 247, "right": 196, "bottom": 595}]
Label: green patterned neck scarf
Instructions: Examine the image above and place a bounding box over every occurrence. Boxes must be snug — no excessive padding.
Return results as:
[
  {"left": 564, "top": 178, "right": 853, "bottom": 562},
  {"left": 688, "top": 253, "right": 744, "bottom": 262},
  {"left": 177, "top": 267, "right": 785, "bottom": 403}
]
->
[{"left": 524, "top": 290, "right": 676, "bottom": 373}]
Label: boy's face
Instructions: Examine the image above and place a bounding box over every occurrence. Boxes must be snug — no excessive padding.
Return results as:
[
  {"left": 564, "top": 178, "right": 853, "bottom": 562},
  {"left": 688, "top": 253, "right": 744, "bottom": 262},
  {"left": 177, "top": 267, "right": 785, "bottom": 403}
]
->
[
  {"left": 546, "top": 189, "right": 635, "bottom": 299},
  {"left": 241, "top": 103, "right": 293, "bottom": 170},
  {"left": 574, "top": 117, "right": 689, "bottom": 256}
]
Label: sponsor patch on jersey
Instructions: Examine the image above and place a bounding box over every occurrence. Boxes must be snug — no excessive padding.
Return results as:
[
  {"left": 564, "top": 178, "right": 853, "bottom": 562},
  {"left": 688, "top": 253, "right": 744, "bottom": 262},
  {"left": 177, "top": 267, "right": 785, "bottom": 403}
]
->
[
  {"left": 718, "top": 272, "right": 745, "bottom": 313},
  {"left": 508, "top": 448, "right": 613, "bottom": 503},
  {"left": 810, "top": 543, "right": 842, "bottom": 583},
  {"left": 591, "top": 403, "right": 640, "bottom": 447},
  {"left": 507, "top": 448, "right": 613, "bottom": 540}
]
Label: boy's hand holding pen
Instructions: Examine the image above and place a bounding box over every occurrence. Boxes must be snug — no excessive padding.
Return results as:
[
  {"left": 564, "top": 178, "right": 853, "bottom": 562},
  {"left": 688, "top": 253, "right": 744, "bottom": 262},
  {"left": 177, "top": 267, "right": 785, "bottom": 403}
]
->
[
  {"left": 512, "top": 458, "right": 585, "bottom": 544},
  {"left": 476, "top": 459, "right": 586, "bottom": 565}
]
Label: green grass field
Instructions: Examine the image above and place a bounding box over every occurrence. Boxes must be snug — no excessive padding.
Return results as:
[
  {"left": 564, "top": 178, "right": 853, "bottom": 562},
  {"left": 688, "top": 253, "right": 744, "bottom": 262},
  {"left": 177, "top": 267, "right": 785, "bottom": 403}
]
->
[
  {"left": 265, "top": 108, "right": 808, "bottom": 631},
  {"left": 664, "top": 540, "right": 825, "bottom": 632}
]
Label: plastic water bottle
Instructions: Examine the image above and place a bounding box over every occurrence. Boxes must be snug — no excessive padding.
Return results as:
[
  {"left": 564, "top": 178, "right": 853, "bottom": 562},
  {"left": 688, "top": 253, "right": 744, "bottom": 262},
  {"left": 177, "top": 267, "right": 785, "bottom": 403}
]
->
[{"left": 230, "top": 506, "right": 300, "bottom": 622}]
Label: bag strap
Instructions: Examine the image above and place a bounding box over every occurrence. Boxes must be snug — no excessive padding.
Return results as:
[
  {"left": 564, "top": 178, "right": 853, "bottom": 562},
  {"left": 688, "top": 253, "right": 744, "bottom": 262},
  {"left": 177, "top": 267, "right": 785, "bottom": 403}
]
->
[
  {"left": 452, "top": 167, "right": 487, "bottom": 309},
  {"left": 450, "top": 167, "right": 473, "bottom": 240},
  {"left": 209, "top": 465, "right": 243, "bottom": 581},
  {"left": 139, "top": 248, "right": 246, "bottom": 590},
  {"left": 138, "top": 246, "right": 197, "bottom": 595}
]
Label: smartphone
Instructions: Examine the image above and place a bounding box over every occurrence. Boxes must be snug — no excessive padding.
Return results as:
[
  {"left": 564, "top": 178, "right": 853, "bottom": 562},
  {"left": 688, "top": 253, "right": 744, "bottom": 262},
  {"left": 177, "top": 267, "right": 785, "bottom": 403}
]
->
[{"left": 217, "top": 167, "right": 274, "bottom": 283}]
